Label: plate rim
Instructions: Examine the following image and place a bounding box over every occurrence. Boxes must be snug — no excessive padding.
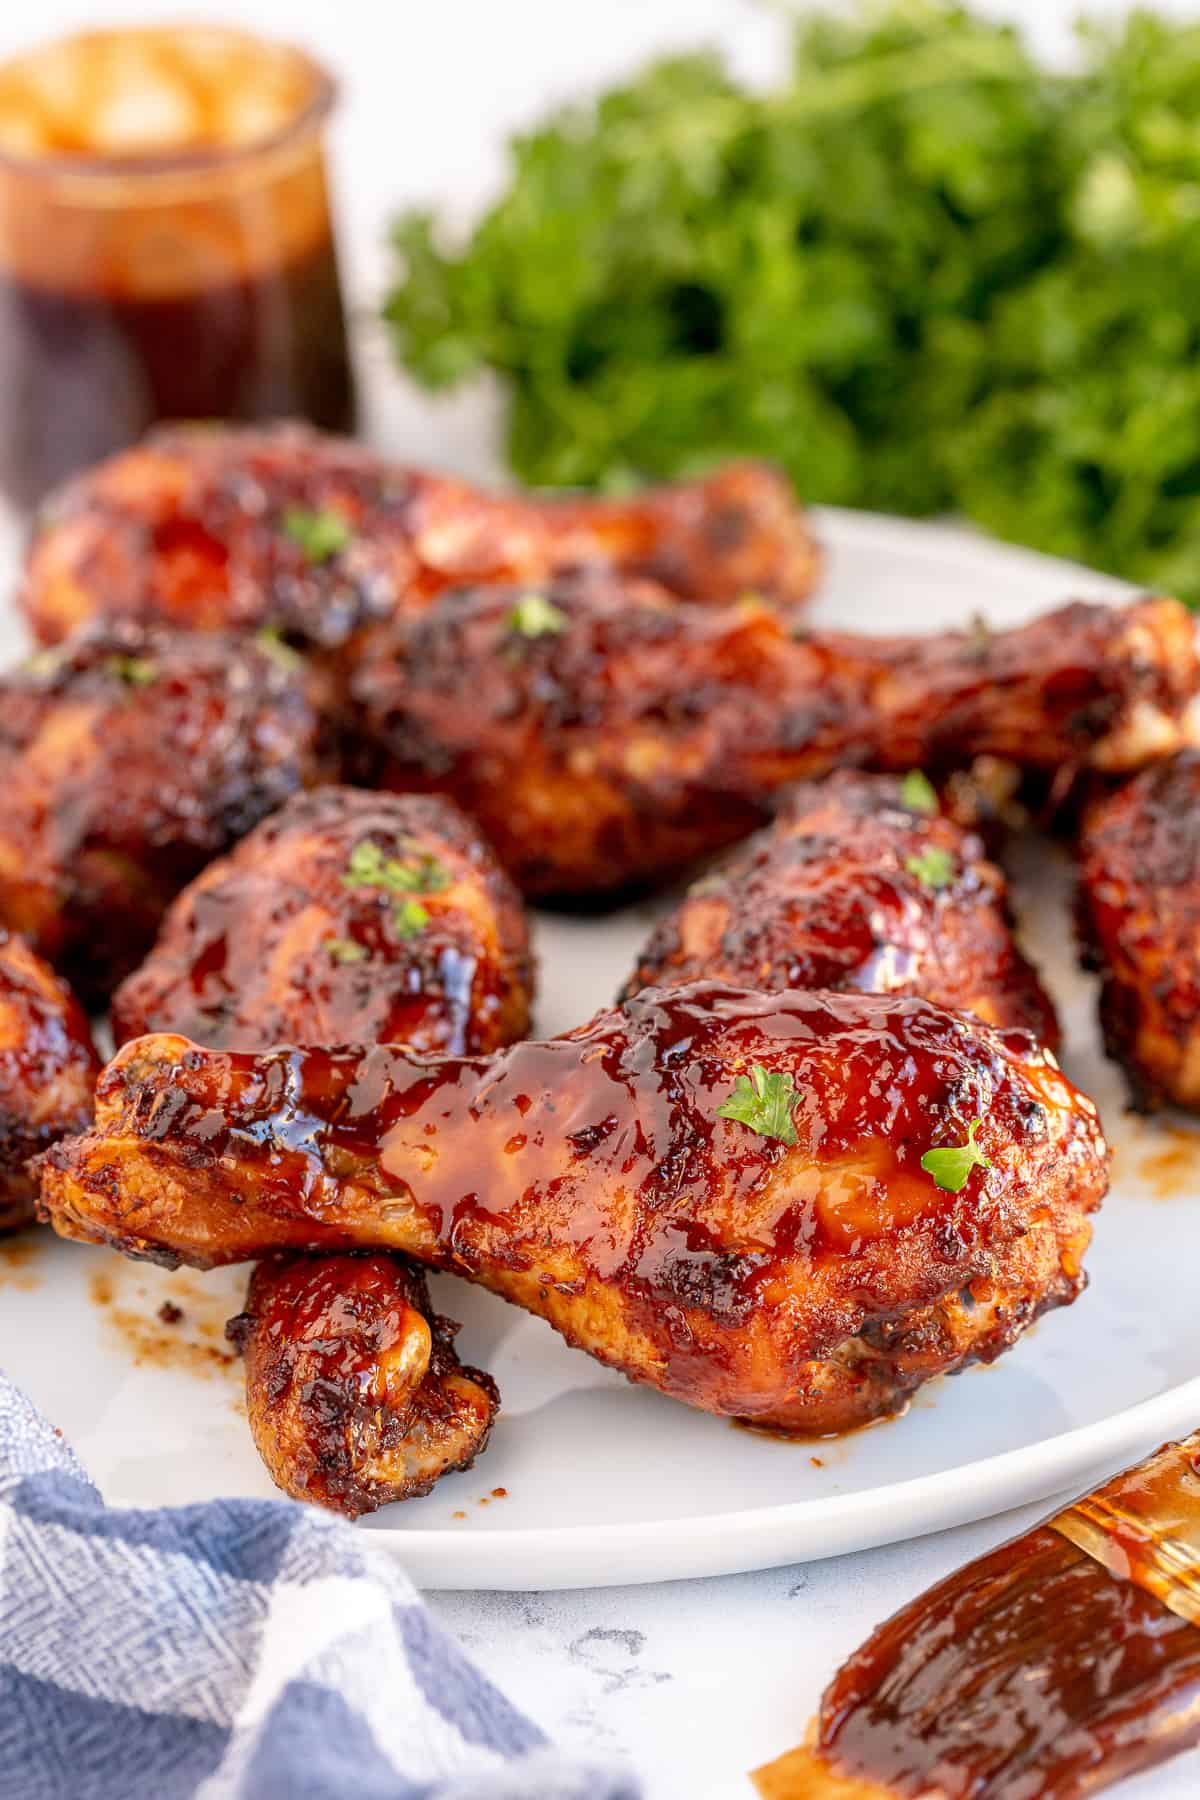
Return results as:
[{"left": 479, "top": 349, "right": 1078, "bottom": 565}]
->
[{"left": 378, "top": 1368, "right": 1200, "bottom": 1590}]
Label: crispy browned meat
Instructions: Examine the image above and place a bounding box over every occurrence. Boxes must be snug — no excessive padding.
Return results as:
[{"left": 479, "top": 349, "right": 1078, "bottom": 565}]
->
[
  {"left": 1077, "top": 750, "right": 1200, "bottom": 1110},
  {"left": 0, "top": 622, "right": 324, "bottom": 1000},
  {"left": 21, "top": 423, "right": 820, "bottom": 647},
  {"left": 40, "top": 984, "right": 1107, "bottom": 1435},
  {"left": 0, "top": 931, "right": 98, "bottom": 1232},
  {"left": 227, "top": 1254, "right": 498, "bottom": 1517},
  {"left": 112, "top": 784, "right": 528, "bottom": 1514},
  {"left": 625, "top": 771, "right": 1059, "bottom": 1046},
  {"left": 347, "top": 580, "right": 1200, "bottom": 899},
  {"left": 112, "top": 787, "right": 532, "bottom": 1055}
]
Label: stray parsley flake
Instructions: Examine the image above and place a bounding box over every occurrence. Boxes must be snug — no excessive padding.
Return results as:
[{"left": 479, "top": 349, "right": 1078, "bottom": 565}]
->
[
  {"left": 507, "top": 593, "right": 567, "bottom": 638},
  {"left": 717, "top": 1064, "right": 799, "bottom": 1146},
  {"left": 342, "top": 840, "right": 451, "bottom": 896},
  {"left": 326, "top": 937, "right": 368, "bottom": 964},
  {"left": 104, "top": 655, "right": 157, "bottom": 688},
  {"left": 900, "top": 770, "right": 938, "bottom": 815},
  {"left": 255, "top": 626, "right": 305, "bottom": 674},
  {"left": 905, "top": 845, "right": 955, "bottom": 890},
  {"left": 921, "top": 1118, "right": 992, "bottom": 1194},
  {"left": 22, "top": 648, "right": 64, "bottom": 679},
  {"left": 393, "top": 899, "right": 430, "bottom": 940},
  {"left": 282, "top": 506, "right": 352, "bottom": 563}
]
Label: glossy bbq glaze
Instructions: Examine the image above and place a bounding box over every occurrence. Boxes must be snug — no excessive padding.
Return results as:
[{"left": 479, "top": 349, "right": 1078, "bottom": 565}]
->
[
  {"left": 0, "top": 931, "right": 98, "bottom": 1231},
  {"left": 228, "top": 1253, "right": 498, "bottom": 1518},
  {"left": 1077, "top": 751, "right": 1200, "bottom": 1110},
  {"left": 111, "top": 786, "right": 528, "bottom": 1517},
  {"left": 20, "top": 423, "right": 820, "bottom": 648},
  {"left": 805, "top": 1456, "right": 1200, "bottom": 1797},
  {"left": 41, "top": 984, "right": 1108, "bottom": 1433},
  {"left": 624, "top": 771, "right": 1058, "bottom": 1045},
  {"left": 0, "top": 621, "right": 324, "bottom": 1000},
  {"left": 348, "top": 580, "right": 1200, "bottom": 899},
  {"left": 112, "top": 787, "right": 533, "bottom": 1056}
]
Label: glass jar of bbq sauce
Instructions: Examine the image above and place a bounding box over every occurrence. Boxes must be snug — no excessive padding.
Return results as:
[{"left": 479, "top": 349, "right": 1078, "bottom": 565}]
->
[{"left": 0, "top": 25, "right": 357, "bottom": 509}]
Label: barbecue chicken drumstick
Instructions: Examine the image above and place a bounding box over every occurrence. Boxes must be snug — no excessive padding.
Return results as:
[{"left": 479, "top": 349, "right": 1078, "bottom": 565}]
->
[
  {"left": 112, "top": 786, "right": 532, "bottom": 1057},
  {"left": 41, "top": 984, "right": 1108, "bottom": 1434},
  {"left": 0, "top": 622, "right": 323, "bottom": 1000},
  {"left": 626, "top": 770, "right": 1058, "bottom": 1045},
  {"left": 21, "top": 423, "right": 819, "bottom": 648},
  {"left": 115, "top": 786, "right": 527, "bottom": 1512},
  {"left": 0, "top": 932, "right": 98, "bottom": 1233},
  {"left": 227, "top": 1254, "right": 499, "bottom": 1519},
  {"left": 348, "top": 580, "right": 1200, "bottom": 899},
  {"left": 1077, "top": 750, "right": 1200, "bottom": 1110}
]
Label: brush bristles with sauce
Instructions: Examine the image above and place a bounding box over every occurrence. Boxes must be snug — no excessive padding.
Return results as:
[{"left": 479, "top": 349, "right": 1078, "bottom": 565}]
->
[{"left": 755, "top": 1434, "right": 1200, "bottom": 1799}]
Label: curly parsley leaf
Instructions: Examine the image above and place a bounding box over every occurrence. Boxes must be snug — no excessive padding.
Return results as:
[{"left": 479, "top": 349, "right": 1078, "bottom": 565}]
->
[
  {"left": 282, "top": 506, "right": 352, "bottom": 564},
  {"left": 717, "top": 1064, "right": 799, "bottom": 1146},
  {"left": 384, "top": 7, "right": 1200, "bottom": 605},
  {"left": 921, "top": 1117, "right": 992, "bottom": 1193},
  {"left": 905, "top": 845, "right": 955, "bottom": 890},
  {"left": 900, "top": 770, "right": 939, "bottom": 815}
]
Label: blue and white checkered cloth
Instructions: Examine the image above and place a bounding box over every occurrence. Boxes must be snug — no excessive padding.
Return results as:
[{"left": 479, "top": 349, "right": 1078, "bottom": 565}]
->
[{"left": 0, "top": 1375, "right": 639, "bottom": 1800}]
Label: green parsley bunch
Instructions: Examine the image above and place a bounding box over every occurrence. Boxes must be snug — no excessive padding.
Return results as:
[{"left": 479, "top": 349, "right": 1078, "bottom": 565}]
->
[{"left": 384, "top": 3, "right": 1200, "bottom": 602}]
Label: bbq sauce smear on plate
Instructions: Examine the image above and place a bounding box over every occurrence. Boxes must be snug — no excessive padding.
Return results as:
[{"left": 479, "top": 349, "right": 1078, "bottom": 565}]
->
[{"left": 0, "top": 26, "right": 355, "bottom": 506}]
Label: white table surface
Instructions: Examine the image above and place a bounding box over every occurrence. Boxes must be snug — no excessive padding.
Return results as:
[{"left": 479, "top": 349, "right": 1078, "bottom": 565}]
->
[{"left": 2, "top": 4, "right": 1199, "bottom": 1790}]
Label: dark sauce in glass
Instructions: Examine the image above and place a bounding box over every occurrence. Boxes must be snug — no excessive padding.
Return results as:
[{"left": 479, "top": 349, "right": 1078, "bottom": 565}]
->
[
  {"left": 0, "top": 232, "right": 355, "bottom": 508},
  {"left": 0, "top": 26, "right": 356, "bottom": 509}
]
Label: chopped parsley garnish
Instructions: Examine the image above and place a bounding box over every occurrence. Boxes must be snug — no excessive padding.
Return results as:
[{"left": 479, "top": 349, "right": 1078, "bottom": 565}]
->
[
  {"left": 22, "top": 648, "right": 64, "bottom": 678},
  {"left": 342, "top": 840, "right": 450, "bottom": 896},
  {"left": 393, "top": 899, "right": 430, "bottom": 940},
  {"left": 900, "top": 770, "right": 938, "bottom": 816},
  {"left": 717, "top": 1064, "right": 799, "bottom": 1146},
  {"left": 104, "top": 655, "right": 158, "bottom": 688},
  {"left": 282, "top": 505, "right": 352, "bottom": 563},
  {"left": 326, "top": 937, "right": 368, "bottom": 964},
  {"left": 921, "top": 1118, "right": 992, "bottom": 1194},
  {"left": 342, "top": 839, "right": 447, "bottom": 943},
  {"left": 507, "top": 592, "right": 567, "bottom": 638},
  {"left": 255, "top": 625, "right": 305, "bottom": 673},
  {"left": 905, "top": 845, "right": 955, "bottom": 890}
]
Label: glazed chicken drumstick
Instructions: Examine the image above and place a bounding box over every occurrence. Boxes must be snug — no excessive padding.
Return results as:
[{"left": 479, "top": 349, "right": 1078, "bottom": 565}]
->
[
  {"left": 21, "top": 423, "right": 820, "bottom": 648},
  {"left": 348, "top": 579, "right": 1200, "bottom": 898},
  {"left": 625, "top": 769, "right": 1059, "bottom": 1045},
  {"left": 41, "top": 984, "right": 1107, "bottom": 1435},
  {"left": 114, "top": 785, "right": 531, "bottom": 1515},
  {"left": 1077, "top": 749, "right": 1200, "bottom": 1111}
]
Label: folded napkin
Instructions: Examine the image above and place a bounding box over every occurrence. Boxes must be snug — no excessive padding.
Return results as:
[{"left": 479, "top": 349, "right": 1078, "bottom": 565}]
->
[{"left": 0, "top": 1375, "right": 639, "bottom": 1800}]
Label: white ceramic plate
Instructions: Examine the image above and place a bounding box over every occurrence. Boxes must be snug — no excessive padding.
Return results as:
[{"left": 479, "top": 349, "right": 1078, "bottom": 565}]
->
[{"left": 2, "top": 506, "right": 1198, "bottom": 1591}]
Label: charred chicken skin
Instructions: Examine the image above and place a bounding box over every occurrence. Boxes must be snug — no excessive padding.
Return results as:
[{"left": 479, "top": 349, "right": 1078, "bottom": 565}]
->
[
  {"left": 347, "top": 580, "right": 1200, "bottom": 899},
  {"left": 112, "top": 786, "right": 532, "bottom": 1057},
  {"left": 1077, "top": 750, "right": 1200, "bottom": 1110},
  {"left": 40, "top": 984, "right": 1107, "bottom": 1434},
  {"left": 0, "top": 622, "right": 324, "bottom": 1001},
  {"left": 0, "top": 931, "right": 98, "bottom": 1233},
  {"left": 21, "top": 423, "right": 820, "bottom": 649},
  {"left": 227, "top": 1254, "right": 499, "bottom": 1519},
  {"left": 625, "top": 770, "right": 1059, "bottom": 1046},
  {"left": 114, "top": 785, "right": 525, "bottom": 1512}
]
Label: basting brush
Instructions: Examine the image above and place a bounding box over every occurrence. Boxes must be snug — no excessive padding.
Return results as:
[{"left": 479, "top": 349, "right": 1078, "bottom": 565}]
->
[{"left": 754, "top": 1432, "right": 1200, "bottom": 1798}]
